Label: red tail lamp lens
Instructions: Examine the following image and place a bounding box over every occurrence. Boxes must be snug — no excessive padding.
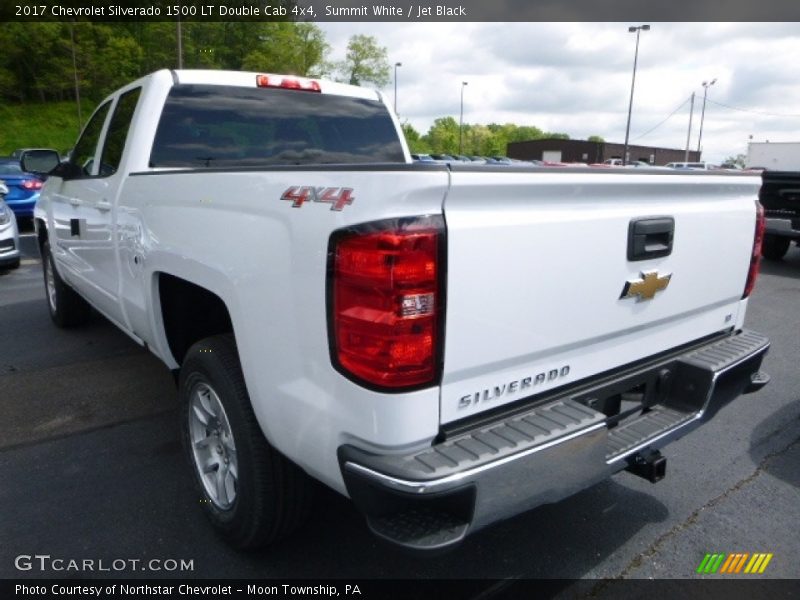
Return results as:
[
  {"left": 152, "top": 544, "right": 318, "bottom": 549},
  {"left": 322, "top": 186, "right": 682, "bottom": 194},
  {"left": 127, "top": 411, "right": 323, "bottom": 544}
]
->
[
  {"left": 330, "top": 217, "right": 444, "bottom": 390},
  {"left": 744, "top": 200, "right": 765, "bottom": 299}
]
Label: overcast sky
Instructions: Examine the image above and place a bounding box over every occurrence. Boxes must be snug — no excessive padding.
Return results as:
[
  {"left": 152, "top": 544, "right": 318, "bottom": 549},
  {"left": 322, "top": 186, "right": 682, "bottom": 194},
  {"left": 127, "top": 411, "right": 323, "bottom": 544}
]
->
[{"left": 318, "top": 22, "right": 800, "bottom": 163}]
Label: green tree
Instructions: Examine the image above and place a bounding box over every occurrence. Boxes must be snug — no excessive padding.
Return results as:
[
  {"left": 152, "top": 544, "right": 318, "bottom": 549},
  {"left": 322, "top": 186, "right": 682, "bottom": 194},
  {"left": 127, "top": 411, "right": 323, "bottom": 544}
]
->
[
  {"left": 241, "top": 23, "right": 330, "bottom": 76},
  {"left": 336, "top": 34, "right": 390, "bottom": 86},
  {"left": 485, "top": 123, "right": 547, "bottom": 155},
  {"left": 122, "top": 22, "right": 180, "bottom": 73},
  {"left": 588, "top": 135, "right": 605, "bottom": 142},
  {"left": 0, "top": 23, "right": 72, "bottom": 102},
  {"left": 401, "top": 123, "right": 431, "bottom": 154},
  {"left": 80, "top": 24, "right": 143, "bottom": 100},
  {"left": 422, "top": 117, "right": 460, "bottom": 154},
  {"left": 464, "top": 124, "right": 497, "bottom": 156}
]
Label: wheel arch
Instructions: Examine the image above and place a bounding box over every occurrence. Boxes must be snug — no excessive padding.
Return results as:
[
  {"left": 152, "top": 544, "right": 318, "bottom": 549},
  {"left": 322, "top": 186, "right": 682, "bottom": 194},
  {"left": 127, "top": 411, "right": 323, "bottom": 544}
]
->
[{"left": 154, "top": 272, "right": 235, "bottom": 367}]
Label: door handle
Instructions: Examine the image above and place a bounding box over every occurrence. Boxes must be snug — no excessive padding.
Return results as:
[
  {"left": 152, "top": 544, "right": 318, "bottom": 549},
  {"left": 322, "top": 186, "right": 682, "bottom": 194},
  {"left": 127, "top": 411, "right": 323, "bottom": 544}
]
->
[
  {"left": 69, "top": 198, "right": 82, "bottom": 207},
  {"left": 96, "top": 201, "right": 112, "bottom": 212},
  {"left": 628, "top": 217, "right": 674, "bottom": 261}
]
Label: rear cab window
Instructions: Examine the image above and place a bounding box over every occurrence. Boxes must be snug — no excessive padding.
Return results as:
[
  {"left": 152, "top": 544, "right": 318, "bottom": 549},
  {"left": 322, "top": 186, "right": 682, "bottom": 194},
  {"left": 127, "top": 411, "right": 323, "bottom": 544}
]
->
[{"left": 149, "top": 84, "right": 405, "bottom": 168}]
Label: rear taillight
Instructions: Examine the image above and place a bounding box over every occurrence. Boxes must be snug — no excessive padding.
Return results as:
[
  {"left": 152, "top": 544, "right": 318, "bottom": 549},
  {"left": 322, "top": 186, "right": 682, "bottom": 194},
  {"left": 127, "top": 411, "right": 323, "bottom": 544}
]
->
[
  {"left": 328, "top": 216, "right": 445, "bottom": 391},
  {"left": 22, "top": 179, "right": 42, "bottom": 190},
  {"left": 743, "top": 200, "right": 765, "bottom": 298}
]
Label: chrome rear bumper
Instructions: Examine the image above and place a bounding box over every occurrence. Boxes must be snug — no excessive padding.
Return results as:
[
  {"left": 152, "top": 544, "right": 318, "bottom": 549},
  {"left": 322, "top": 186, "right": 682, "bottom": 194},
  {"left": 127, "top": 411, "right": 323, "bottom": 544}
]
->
[{"left": 339, "top": 330, "right": 770, "bottom": 550}]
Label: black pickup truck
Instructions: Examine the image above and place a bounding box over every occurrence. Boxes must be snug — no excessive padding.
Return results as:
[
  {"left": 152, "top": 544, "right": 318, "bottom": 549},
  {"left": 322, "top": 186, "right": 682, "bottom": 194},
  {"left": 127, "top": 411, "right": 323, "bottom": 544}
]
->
[{"left": 760, "top": 170, "right": 800, "bottom": 260}]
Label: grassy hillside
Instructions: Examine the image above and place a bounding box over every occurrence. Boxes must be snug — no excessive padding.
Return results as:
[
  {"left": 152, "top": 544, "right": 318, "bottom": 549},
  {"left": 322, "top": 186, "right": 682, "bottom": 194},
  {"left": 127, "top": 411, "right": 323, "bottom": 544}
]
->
[{"left": 0, "top": 102, "right": 85, "bottom": 156}]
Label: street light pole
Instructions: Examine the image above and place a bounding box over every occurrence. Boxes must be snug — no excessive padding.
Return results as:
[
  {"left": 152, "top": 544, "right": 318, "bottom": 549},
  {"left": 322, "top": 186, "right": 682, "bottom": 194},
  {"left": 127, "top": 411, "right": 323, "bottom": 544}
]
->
[
  {"left": 622, "top": 24, "right": 649, "bottom": 166},
  {"left": 697, "top": 78, "right": 717, "bottom": 155},
  {"left": 394, "top": 62, "right": 402, "bottom": 115},
  {"left": 459, "top": 81, "right": 468, "bottom": 154},
  {"left": 684, "top": 92, "right": 695, "bottom": 162}
]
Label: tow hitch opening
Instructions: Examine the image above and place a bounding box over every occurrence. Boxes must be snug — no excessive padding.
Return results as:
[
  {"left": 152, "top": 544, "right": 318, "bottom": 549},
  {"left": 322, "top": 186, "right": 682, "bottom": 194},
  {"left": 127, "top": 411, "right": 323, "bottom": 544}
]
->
[{"left": 626, "top": 450, "right": 667, "bottom": 483}]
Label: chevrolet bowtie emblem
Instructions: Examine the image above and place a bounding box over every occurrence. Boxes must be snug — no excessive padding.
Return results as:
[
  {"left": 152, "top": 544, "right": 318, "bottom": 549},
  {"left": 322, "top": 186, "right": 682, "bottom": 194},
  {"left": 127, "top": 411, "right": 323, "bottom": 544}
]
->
[{"left": 621, "top": 271, "right": 672, "bottom": 301}]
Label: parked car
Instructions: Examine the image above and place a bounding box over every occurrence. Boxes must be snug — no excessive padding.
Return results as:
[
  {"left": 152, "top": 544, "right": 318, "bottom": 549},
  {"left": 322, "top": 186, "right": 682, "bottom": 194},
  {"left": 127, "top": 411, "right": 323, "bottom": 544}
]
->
[
  {"left": 602, "top": 159, "right": 653, "bottom": 167},
  {"left": 0, "top": 159, "right": 43, "bottom": 219},
  {"left": 664, "top": 161, "right": 719, "bottom": 170},
  {"left": 0, "top": 197, "right": 21, "bottom": 270}
]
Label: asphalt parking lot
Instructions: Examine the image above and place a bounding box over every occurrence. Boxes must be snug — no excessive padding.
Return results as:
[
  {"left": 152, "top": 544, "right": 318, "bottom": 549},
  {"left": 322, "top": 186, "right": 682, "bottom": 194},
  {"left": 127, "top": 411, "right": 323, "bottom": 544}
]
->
[{"left": 1, "top": 226, "right": 798, "bottom": 590}]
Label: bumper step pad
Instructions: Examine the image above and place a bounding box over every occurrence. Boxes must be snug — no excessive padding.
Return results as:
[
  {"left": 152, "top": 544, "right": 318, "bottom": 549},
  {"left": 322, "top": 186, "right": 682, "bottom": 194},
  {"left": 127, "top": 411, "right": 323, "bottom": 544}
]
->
[
  {"left": 607, "top": 407, "right": 694, "bottom": 461},
  {"left": 346, "top": 399, "right": 605, "bottom": 483},
  {"left": 607, "top": 330, "right": 769, "bottom": 462},
  {"left": 679, "top": 330, "right": 769, "bottom": 372}
]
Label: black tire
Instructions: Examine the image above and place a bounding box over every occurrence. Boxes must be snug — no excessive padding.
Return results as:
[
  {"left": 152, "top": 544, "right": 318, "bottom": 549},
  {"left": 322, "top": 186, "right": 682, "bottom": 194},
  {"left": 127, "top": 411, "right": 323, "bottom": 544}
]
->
[
  {"left": 179, "top": 334, "right": 314, "bottom": 549},
  {"left": 4, "top": 258, "right": 20, "bottom": 270},
  {"left": 761, "top": 234, "right": 790, "bottom": 261},
  {"left": 41, "top": 240, "right": 91, "bottom": 327}
]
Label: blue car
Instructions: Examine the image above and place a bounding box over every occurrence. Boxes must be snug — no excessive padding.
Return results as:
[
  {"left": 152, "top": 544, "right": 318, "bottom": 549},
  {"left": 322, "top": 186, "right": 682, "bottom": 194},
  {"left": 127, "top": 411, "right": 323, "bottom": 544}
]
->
[{"left": 0, "top": 158, "right": 43, "bottom": 219}]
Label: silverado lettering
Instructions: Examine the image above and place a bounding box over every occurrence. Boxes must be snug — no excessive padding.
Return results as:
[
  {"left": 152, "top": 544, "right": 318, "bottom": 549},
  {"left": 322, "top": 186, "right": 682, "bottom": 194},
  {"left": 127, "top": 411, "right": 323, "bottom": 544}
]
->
[{"left": 458, "top": 366, "right": 571, "bottom": 409}]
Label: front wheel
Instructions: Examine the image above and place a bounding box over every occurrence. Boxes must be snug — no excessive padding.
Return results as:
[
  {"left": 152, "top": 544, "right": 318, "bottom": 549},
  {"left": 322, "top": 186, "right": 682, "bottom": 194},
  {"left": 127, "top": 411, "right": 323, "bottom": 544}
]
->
[
  {"left": 761, "top": 234, "right": 790, "bottom": 261},
  {"left": 179, "top": 334, "right": 314, "bottom": 549},
  {"left": 41, "top": 240, "right": 91, "bottom": 327}
]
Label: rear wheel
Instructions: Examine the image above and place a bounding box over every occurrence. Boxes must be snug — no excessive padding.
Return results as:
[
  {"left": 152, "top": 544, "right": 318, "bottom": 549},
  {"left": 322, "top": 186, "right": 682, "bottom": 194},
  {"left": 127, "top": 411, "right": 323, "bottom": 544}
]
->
[
  {"left": 761, "top": 234, "right": 790, "bottom": 261},
  {"left": 41, "top": 240, "right": 91, "bottom": 327},
  {"left": 179, "top": 334, "right": 314, "bottom": 549}
]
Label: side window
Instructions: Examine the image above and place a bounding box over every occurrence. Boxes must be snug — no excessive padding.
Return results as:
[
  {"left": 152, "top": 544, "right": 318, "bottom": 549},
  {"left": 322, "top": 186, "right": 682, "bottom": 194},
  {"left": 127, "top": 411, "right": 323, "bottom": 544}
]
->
[
  {"left": 99, "top": 87, "right": 142, "bottom": 177},
  {"left": 71, "top": 101, "right": 111, "bottom": 177}
]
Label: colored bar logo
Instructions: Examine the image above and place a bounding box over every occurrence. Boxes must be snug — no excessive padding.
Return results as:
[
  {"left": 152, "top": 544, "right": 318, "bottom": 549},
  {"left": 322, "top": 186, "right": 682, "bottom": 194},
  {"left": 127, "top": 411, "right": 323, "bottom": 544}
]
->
[{"left": 696, "top": 552, "right": 773, "bottom": 574}]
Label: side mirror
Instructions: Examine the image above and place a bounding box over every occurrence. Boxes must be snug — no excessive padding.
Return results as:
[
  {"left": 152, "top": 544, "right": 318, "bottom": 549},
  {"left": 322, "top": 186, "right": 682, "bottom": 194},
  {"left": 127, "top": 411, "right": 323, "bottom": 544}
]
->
[{"left": 20, "top": 149, "right": 61, "bottom": 177}]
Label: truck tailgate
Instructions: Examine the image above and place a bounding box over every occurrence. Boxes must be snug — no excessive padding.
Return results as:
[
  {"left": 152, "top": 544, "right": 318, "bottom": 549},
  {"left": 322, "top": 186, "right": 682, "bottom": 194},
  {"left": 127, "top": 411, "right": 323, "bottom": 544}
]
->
[{"left": 440, "top": 169, "right": 761, "bottom": 424}]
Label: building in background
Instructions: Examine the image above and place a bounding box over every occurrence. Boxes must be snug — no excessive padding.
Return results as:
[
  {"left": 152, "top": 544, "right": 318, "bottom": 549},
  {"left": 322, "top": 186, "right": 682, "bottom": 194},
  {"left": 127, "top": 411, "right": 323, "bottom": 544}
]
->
[{"left": 507, "top": 138, "right": 701, "bottom": 165}]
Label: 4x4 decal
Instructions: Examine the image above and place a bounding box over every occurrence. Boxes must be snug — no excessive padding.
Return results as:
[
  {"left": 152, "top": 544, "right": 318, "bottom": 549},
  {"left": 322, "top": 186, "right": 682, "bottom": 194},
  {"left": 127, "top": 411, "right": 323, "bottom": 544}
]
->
[{"left": 281, "top": 186, "right": 354, "bottom": 211}]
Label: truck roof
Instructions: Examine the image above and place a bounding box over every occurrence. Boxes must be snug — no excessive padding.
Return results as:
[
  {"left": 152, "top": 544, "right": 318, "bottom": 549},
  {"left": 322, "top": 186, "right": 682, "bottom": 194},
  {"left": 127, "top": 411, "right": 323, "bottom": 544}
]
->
[{"left": 170, "top": 69, "right": 381, "bottom": 101}]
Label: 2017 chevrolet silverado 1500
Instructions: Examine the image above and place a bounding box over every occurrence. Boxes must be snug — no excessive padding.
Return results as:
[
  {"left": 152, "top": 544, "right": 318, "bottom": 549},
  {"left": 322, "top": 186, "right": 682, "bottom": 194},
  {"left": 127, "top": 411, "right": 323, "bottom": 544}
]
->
[{"left": 24, "top": 69, "right": 770, "bottom": 551}]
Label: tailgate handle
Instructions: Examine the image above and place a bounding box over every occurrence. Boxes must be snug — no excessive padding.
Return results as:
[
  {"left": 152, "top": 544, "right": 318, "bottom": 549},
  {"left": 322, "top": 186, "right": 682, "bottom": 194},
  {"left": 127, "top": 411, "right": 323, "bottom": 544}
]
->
[{"left": 628, "top": 217, "right": 674, "bottom": 261}]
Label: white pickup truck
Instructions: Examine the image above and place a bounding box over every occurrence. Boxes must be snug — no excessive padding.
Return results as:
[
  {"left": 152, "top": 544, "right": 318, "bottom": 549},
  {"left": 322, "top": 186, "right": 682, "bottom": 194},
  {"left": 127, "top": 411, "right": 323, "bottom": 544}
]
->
[{"left": 23, "top": 69, "right": 770, "bottom": 551}]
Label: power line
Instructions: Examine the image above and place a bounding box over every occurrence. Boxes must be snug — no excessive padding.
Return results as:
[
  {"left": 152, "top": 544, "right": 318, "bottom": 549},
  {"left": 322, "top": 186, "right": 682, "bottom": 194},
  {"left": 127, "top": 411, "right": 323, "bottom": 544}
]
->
[
  {"left": 631, "top": 96, "right": 691, "bottom": 142},
  {"left": 706, "top": 98, "right": 800, "bottom": 118}
]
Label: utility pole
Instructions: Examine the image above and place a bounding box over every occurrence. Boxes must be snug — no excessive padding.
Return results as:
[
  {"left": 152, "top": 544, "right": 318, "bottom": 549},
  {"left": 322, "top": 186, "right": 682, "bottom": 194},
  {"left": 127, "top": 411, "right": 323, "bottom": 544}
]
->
[
  {"left": 697, "top": 78, "right": 717, "bottom": 155},
  {"left": 684, "top": 92, "right": 695, "bottom": 162}
]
